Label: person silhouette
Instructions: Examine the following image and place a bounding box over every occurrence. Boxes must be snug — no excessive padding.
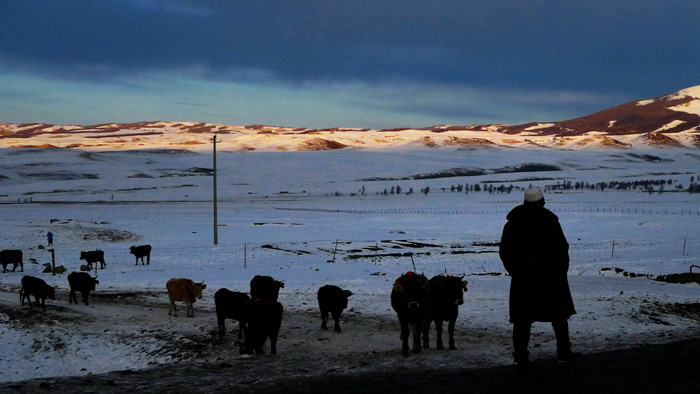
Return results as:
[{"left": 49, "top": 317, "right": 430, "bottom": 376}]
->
[
  {"left": 47, "top": 231, "right": 53, "bottom": 246},
  {"left": 499, "top": 187, "right": 580, "bottom": 365}
]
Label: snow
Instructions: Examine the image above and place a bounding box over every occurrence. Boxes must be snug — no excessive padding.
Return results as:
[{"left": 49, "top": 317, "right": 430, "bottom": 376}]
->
[
  {"left": 524, "top": 123, "right": 555, "bottom": 131},
  {"left": 654, "top": 120, "right": 686, "bottom": 132},
  {"left": 669, "top": 99, "right": 700, "bottom": 117},
  {"left": 0, "top": 145, "right": 699, "bottom": 384}
]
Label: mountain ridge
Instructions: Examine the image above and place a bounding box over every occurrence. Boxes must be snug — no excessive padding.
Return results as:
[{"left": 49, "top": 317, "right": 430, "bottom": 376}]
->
[{"left": 2, "top": 85, "right": 699, "bottom": 151}]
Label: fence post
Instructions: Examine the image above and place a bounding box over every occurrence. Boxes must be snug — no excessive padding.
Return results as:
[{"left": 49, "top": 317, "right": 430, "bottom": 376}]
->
[
  {"left": 611, "top": 240, "right": 616, "bottom": 259},
  {"left": 244, "top": 244, "right": 247, "bottom": 268},
  {"left": 683, "top": 239, "right": 687, "bottom": 257}
]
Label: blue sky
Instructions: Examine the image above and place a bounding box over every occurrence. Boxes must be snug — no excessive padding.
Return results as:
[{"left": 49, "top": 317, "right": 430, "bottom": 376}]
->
[{"left": 1, "top": 0, "right": 698, "bottom": 128}]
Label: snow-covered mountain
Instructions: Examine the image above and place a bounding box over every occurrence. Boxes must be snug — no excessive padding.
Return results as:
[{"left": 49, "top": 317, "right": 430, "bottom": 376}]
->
[{"left": 2, "top": 86, "right": 699, "bottom": 151}]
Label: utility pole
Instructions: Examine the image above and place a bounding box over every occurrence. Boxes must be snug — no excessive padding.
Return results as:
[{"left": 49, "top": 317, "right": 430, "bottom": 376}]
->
[{"left": 212, "top": 133, "right": 221, "bottom": 245}]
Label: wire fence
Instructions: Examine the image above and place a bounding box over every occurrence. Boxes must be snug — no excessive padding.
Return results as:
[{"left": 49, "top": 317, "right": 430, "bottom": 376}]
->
[{"left": 30, "top": 236, "right": 700, "bottom": 275}]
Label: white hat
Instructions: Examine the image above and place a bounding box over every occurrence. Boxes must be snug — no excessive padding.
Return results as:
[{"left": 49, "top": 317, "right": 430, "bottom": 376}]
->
[{"left": 524, "top": 187, "right": 544, "bottom": 202}]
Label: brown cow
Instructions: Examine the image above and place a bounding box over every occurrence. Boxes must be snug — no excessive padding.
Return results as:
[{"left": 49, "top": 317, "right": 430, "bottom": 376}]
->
[
  {"left": 423, "top": 274, "right": 468, "bottom": 350},
  {"left": 390, "top": 272, "right": 431, "bottom": 355},
  {"left": 166, "top": 278, "right": 206, "bottom": 317}
]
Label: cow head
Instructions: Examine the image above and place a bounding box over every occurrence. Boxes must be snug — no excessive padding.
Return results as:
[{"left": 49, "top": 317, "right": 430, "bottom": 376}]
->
[
  {"left": 129, "top": 246, "right": 136, "bottom": 254},
  {"left": 46, "top": 286, "right": 56, "bottom": 300},
  {"left": 394, "top": 272, "right": 429, "bottom": 310},
  {"left": 438, "top": 275, "right": 466, "bottom": 306},
  {"left": 194, "top": 281, "right": 206, "bottom": 299},
  {"left": 336, "top": 289, "right": 353, "bottom": 308},
  {"left": 80, "top": 251, "right": 87, "bottom": 260}
]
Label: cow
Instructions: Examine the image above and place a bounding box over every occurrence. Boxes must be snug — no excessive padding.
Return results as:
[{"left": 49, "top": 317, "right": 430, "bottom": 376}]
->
[
  {"left": 317, "top": 285, "right": 353, "bottom": 333},
  {"left": 0, "top": 250, "right": 23, "bottom": 273},
  {"left": 20, "top": 275, "right": 56, "bottom": 311},
  {"left": 67, "top": 271, "right": 99, "bottom": 305},
  {"left": 129, "top": 244, "right": 152, "bottom": 266},
  {"left": 422, "top": 275, "right": 468, "bottom": 350},
  {"left": 390, "top": 272, "right": 432, "bottom": 355},
  {"left": 249, "top": 275, "right": 284, "bottom": 301},
  {"left": 166, "top": 278, "right": 206, "bottom": 317},
  {"left": 80, "top": 250, "right": 106, "bottom": 269},
  {"left": 239, "top": 299, "right": 283, "bottom": 355},
  {"left": 215, "top": 288, "right": 251, "bottom": 339}
]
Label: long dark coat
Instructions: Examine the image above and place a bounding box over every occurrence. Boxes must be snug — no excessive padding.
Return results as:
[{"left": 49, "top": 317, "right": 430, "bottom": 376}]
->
[{"left": 499, "top": 203, "right": 576, "bottom": 323}]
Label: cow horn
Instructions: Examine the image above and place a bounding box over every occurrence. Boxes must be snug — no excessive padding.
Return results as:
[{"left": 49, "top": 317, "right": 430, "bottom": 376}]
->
[{"left": 459, "top": 274, "right": 466, "bottom": 279}]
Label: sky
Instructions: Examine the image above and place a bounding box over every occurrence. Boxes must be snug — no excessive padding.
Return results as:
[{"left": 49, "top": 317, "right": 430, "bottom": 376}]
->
[{"left": 1, "top": 0, "right": 698, "bottom": 129}]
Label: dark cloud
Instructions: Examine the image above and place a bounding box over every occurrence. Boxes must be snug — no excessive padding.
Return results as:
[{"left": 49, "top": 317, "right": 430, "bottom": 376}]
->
[{"left": 2, "top": 0, "right": 698, "bottom": 96}]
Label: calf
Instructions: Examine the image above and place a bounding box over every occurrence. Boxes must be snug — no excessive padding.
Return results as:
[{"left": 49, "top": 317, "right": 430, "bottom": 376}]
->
[
  {"left": 249, "top": 275, "right": 284, "bottom": 301},
  {"left": 129, "top": 244, "right": 152, "bottom": 265},
  {"left": 239, "top": 299, "right": 283, "bottom": 355},
  {"left": 166, "top": 278, "right": 206, "bottom": 317},
  {"left": 20, "top": 275, "right": 56, "bottom": 311},
  {"left": 215, "top": 288, "right": 251, "bottom": 339},
  {"left": 67, "top": 271, "right": 99, "bottom": 305},
  {"left": 80, "top": 250, "right": 106, "bottom": 269},
  {"left": 0, "top": 250, "right": 23, "bottom": 273},
  {"left": 423, "top": 275, "right": 468, "bottom": 350},
  {"left": 390, "top": 272, "right": 431, "bottom": 355},
  {"left": 317, "top": 285, "right": 353, "bottom": 333}
]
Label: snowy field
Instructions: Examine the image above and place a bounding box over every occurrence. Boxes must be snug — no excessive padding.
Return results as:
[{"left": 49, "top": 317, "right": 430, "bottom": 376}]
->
[{"left": 1, "top": 146, "right": 699, "bottom": 384}]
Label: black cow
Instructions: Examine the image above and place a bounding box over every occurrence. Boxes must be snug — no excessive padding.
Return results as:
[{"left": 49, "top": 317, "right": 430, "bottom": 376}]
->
[
  {"left": 390, "top": 272, "right": 431, "bottom": 355},
  {"left": 215, "top": 288, "right": 251, "bottom": 339},
  {"left": 240, "top": 299, "right": 283, "bottom": 355},
  {"left": 20, "top": 275, "right": 56, "bottom": 311},
  {"left": 317, "top": 285, "right": 353, "bottom": 333},
  {"left": 423, "top": 275, "right": 468, "bottom": 350},
  {"left": 129, "top": 244, "right": 152, "bottom": 265},
  {"left": 80, "top": 250, "right": 106, "bottom": 269},
  {"left": 250, "top": 275, "right": 284, "bottom": 301},
  {"left": 0, "top": 250, "right": 23, "bottom": 273},
  {"left": 67, "top": 271, "right": 99, "bottom": 305}
]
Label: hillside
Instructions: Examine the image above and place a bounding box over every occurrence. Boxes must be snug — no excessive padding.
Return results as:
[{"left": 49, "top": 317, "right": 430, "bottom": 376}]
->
[{"left": 1, "top": 86, "right": 699, "bottom": 151}]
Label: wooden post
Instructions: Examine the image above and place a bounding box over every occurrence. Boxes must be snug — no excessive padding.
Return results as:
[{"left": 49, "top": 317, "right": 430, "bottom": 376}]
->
[
  {"left": 328, "top": 239, "right": 339, "bottom": 263},
  {"left": 683, "top": 238, "right": 687, "bottom": 256},
  {"left": 211, "top": 134, "right": 221, "bottom": 246},
  {"left": 244, "top": 244, "right": 247, "bottom": 268},
  {"left": 611, "top": 241, "right": 616, "bottom": 259},
  {"left": 49, "top": 249, "right": 55, "bottom": 276}
]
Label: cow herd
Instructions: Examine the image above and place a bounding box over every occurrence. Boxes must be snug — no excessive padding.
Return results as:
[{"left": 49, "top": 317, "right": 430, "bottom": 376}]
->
[
  {"left": 9, "top": 249, "right": 468, "bottom": 357},
  {"left": 170, "top": 272, "right": 467, "bottom": 356}
]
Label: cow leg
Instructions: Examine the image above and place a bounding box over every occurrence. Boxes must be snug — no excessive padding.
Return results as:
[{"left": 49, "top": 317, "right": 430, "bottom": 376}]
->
[
  {"left": 420, "top": 318, "right": 430, "bottom": 350},
  {"left": 421, "top": 319, "right": 431, "bottom": 349},
  {"left": 186, "top": 301, "right": 194, "bottom": 317},
  {"left": 146, "top": 255, "right": 150, "bottom": 265},
  {"left": 399, "top": 316, "right": 410, "bottom": 356},
  {"left": 270, "top": 331, "right": 279, "bottom": 355},
  {"left": 69, "top": 289, "right": 76, "bottom": 304},
  {"left": 40, "top": 296, "right": 46, "bottom": 312},
  {"left": 435, "top": 319, "right": 444, "bottom": 350},
  {"left": 82, "top": 291, "right": 89, "bottom": 305},
  {"left": 410, "top": 322, "right": 422, "bottom": 354},
  {"left": 332, "top": 311, "right": 342, "bottom": 333},
  {"left": 217, "top": 317, "right": 225, "bottom": 337},
  {"left": 320, "top": 309, "right": 329, "bottom": 330},
  {"left": 447, "top": 317, "right": 457, "bottom": 350},
  {"left": 169, "top": 300, "right": 177, "bottom": 316}
]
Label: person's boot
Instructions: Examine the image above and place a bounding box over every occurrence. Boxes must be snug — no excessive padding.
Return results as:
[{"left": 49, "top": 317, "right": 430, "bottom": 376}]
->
[
  {"left": 557, "top": 348, "right": 582, "bottom": 362},
  {"left": 513, "top": 350, "right": 530, "bottom": 366}
]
